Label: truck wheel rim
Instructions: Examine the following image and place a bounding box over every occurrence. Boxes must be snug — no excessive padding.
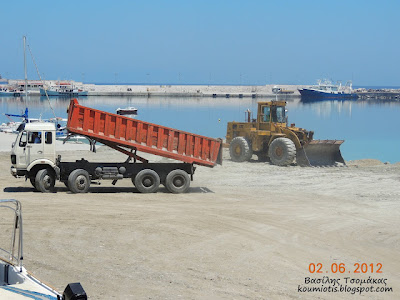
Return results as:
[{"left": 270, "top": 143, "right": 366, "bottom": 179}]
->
[
  {"left": 76, "top": 175, "right": 87, "bottom": 190},
  {"left": 43, "top": 175, "right": 52, "bottom": 189},
  {"left": 143, "top": 176, "right": 154, "bottom": 187},
  {"left": 173, "top": 175, "right": 184, "bottom": 187}
]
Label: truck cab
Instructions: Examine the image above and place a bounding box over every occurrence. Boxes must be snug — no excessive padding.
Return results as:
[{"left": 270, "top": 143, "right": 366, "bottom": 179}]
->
[{"left": 11, "top": 122, "right": 57, "bottom": 178}]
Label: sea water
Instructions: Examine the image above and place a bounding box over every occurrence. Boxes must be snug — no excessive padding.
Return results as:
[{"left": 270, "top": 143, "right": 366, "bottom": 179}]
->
[{"left": 1, "top": 96, "right": 399, "bottom": 163}]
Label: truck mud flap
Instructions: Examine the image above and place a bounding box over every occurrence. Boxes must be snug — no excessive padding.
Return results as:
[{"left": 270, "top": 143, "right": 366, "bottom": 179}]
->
[{"left": 298, "top": 140, "right": 345, "bottom": 167}]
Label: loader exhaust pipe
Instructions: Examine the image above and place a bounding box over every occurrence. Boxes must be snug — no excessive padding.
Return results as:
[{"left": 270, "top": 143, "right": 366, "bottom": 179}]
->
[{"left": 297, "top": 140, "right": 346, "bottom": 167}]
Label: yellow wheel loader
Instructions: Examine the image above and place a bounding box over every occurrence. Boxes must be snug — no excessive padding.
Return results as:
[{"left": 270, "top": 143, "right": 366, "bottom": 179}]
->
[{"left": 226, "top": 101, "right": 345, "bottom": 166}]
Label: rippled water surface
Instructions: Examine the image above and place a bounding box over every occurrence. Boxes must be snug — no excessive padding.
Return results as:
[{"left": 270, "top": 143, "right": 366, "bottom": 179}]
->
[{"left": 1, "top": 96, "right": 399, "bottom": 163}]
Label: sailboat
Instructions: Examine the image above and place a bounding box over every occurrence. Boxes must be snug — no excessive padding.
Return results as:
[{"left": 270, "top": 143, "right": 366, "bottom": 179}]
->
[{"left": 3, "top": 37, "right": 67, "bottom": 137}]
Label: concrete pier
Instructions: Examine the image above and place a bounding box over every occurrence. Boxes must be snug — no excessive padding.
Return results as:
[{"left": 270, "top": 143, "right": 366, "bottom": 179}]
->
[
  {"left": 1, "top": 79, "right": 301, "bottom": 97},
  {"left": 2, "top": 79, "right": 399, "bottom": 100},
  {"left": 84, "top": 84, "right": 301, "bottom": 98}
]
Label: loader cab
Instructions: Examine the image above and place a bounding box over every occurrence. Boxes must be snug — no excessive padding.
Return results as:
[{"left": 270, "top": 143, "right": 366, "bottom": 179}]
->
[
  {"left": 11, "top": 123, "right": 57, "bottom": 174},
  {"left": 257, "top": 101, "right": 287, "bottom": 131}
]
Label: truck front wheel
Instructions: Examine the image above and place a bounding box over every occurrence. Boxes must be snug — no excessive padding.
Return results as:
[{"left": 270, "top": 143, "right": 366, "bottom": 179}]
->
[
  {"left": 165, "top": 169, "right": 190, "bottom": 194},
  {"left": 134, "top": 169, "right": 160, "bottom": 193},
  {"left": 35, "top": 169, "right": 55, "bottom": 193},
  {"left": 68, "top": 169, "right": 90, "bottom": 193},
  {"left": 29, "top": 176, "right": 37, "bottom": 190}
]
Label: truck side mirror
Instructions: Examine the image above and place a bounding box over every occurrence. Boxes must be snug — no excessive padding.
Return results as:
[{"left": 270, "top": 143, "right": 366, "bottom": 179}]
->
[{"left": 19, "top": 132, "right": 27, "bottom": 147}]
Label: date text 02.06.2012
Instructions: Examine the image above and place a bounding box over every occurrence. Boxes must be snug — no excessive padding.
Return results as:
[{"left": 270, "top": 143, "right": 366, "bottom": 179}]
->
[{"left": 309, "top": 263, "right": 382, "bottom": 274}]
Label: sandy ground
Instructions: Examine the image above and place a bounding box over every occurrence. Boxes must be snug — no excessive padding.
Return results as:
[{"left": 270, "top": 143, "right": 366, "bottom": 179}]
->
[{"left": 0, "top": 132, "right": 399, "bottom": 299}]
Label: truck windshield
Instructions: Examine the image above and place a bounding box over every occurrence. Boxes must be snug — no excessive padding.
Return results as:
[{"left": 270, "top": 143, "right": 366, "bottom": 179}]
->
[{"left": 271, "top": 106, "right": 286, "bottom": 123}]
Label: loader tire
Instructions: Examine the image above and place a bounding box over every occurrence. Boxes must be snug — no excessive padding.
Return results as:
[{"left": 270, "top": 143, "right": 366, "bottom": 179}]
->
[
  {"left": 229, "top": 137, "right": 253, "bottom": 162},
  {"left": 35, "top": 169, "right": 55, "bottom": 193},
  {"left": 268, "top": 138, "right": 296, "bottom": 166}
]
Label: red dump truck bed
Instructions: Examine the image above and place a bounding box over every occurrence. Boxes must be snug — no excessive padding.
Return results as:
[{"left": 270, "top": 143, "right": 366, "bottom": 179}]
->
[{"left": 67, "top": 99, "right": 222, "bottom": 167}]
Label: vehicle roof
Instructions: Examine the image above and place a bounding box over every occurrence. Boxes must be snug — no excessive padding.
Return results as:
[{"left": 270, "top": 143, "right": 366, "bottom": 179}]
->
[
  {"left": 258, "top": 101, "right": 287, "bottom": 106},
  {"left": 24, "top": 122, "right": 56, "bottom": 131}
]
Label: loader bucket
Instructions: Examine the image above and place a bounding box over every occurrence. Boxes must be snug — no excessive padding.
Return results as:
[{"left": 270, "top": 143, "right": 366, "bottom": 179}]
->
[{"left": 297, "top": 140, "right": 345, "bottom": 167}]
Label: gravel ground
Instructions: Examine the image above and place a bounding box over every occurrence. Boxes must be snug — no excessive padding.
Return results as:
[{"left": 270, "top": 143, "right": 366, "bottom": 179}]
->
[{"left": 0, "top": 138, "right": 399, "bottom": 299}]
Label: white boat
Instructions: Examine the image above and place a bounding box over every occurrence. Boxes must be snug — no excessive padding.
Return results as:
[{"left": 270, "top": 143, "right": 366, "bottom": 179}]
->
[
  {"left": 0, "top": 88, "right": 22, "bottom": 97},
  {"left": 116, "top": 107, "right": 138, "bottom": 115},
  {"left": 40, "top": 83, "right": 88, "bottom": 97},
  {"left": 0, "top": 199, "right": 87, "bottom": 299},
  {"left": 0, "top": 122, "right": 21, "bottom": 133}
]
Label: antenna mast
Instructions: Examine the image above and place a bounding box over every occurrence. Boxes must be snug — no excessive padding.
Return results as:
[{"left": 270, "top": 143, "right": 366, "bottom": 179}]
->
[{"left": 23, "top": 36, "right": 28, "bottom": 99}]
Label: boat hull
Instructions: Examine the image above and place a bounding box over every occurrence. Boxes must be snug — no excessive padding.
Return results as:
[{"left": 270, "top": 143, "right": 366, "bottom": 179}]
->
[
  {"left": 299, "top": 88, "right": 358, "bottom": 100},
  {"left": 116, "top": 109, "right": 138, "bottom": 115},
  {"left": 0, "top": 92, "right": 21, "bottom": 97},
  {"left": 40, "top": 89, "right": 88, "bottom": 97}
]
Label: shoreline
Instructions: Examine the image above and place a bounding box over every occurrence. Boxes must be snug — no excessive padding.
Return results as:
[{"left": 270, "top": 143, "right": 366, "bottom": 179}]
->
[{"left": 1, "top": 132, "right": 397, "bottom": 165}]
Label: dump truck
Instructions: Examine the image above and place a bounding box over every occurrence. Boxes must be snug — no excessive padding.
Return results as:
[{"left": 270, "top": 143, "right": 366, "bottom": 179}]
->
[
  {"left": 10, "top": 99, "right": 222, "bottom": 193},
  {"left": 226, "top": 101, "right": 345, "bottom": 166}
]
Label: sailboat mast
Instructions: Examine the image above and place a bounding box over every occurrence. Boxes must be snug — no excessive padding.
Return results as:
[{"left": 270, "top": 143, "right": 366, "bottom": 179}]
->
[{"left": 23, "top": 36, "right": 28, "bottom": 98}]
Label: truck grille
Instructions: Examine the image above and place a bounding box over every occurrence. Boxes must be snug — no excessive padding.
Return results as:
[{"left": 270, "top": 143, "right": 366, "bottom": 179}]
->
[{"left": 11, "top": 155, "right": 16, "bottom": 164}]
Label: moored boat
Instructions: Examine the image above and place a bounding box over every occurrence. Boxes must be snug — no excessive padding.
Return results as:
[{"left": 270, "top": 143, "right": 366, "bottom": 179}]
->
[
  {"left": 40, "top": 83, "right": 88, "bottom": 97},
  {"left": 299, "top": 79, "right": 358, "bottom": 100},
  {"left": 116, "top": 107, "right": 138, "bottom": 115},
  {"left": 0, "top": 88, "right": 22, "bottom": 97}
]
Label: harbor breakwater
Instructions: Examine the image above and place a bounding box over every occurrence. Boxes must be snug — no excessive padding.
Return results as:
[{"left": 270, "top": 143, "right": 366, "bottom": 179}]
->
[
  {"left": 3, "top": 79, "right": 300, "bottom": 98},
  {"left": 82, "top": 83, "right": 300, "bottom": 98},
  {"left": 3, "top": 79, "right": 400, "bottom": 99}
]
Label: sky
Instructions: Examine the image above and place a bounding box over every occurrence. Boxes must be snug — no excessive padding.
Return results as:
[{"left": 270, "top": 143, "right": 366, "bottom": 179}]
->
[{"left": 1, "top": 0, "right": 399, "bottom": 86}]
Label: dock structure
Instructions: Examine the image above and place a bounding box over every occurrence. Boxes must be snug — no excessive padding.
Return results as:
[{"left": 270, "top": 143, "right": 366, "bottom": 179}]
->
[
  {"left": 2, "top": 78, "right": 399, "bottom": 100},
  {"left": 1, "top": 80, "right": 301, "bottom": 98},
  {"left": 84, "top": 84, "right": 300, "bottom": 98},
  {"left": 355, "top": 91, "right": 400, "bottom": 100}
]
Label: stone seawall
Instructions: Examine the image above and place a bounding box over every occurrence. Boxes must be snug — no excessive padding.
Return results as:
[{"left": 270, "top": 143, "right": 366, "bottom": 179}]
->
[{"left": 83, "top": 84, "right": 301, "bottom": 97}]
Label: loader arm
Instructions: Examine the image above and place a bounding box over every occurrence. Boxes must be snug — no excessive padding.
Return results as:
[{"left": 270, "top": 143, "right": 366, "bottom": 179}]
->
[{"left": 271, "top": 126, "right": 303, "bottom": 149}]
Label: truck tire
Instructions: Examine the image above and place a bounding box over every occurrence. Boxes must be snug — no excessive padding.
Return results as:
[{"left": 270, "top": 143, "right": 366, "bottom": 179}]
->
[
  {"left": 62, "top": 181, "right": 69, "bottom": 190},
  {"left": 268, "top": 137, "right": 296, "bottom": 166},
  {"left": 68, "top": 169, "right": 90, "bottom": 193},
  {"left": 29, "top": 176, "right": 37, "bottom": 190},
  {"left": 165, "top": 169, "right": 190, "bottom": 194},
  {"left": 229, "top": 137, "right": 253, "bottom": 162},
  {"left": 134, "top": 169, "right": 160, "bottom": 193},
  {"left": 35, "top": 169, "right": 55, "bottom": 193}
]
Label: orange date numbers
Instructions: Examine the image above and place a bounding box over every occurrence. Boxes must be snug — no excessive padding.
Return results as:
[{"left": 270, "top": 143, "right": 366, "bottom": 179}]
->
[{"left": 309, "top": 263, "right": 382, "bottom": 274}]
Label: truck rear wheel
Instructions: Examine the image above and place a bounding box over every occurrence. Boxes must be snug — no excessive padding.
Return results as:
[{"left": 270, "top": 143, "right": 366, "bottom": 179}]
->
[
  {"left": 68, "top": 169, "right": 90, "bottom": 193},
  {"left": 35, "top": 169, "right": 55, "bottom": 193},
  {"left": 229, "top": 137, "right": 253, "bottom": 162},
  {"left": 165, "top": 169, "right": 190, "bottom": 194},
  {"left": 134, "top": 169, "right": 160, "bottom": 193},
  {"left": 268, "top": 137, "right": 296, "bottom": 166}
]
